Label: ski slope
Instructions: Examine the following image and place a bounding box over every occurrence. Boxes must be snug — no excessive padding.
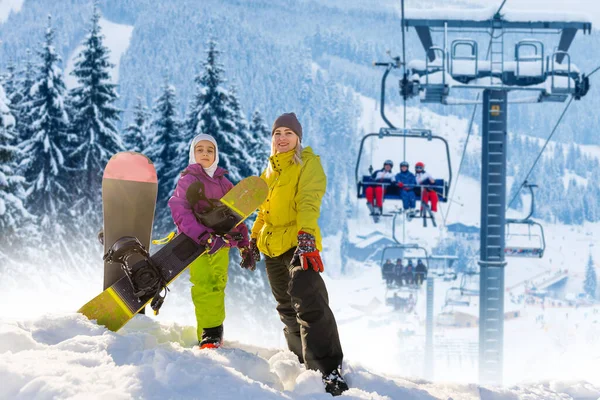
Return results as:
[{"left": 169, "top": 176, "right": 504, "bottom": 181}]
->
[{"left": 1, "top": 313, "right": 598, "bottom": 399}]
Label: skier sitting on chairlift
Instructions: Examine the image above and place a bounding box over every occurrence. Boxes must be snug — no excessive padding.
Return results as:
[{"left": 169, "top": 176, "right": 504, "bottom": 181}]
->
[
  {"left": 382, "top": 259, "right": 395, "bottom": 286},
  {"left": 365, "top": 160, "right": 395, "bottom": 216},
  {"left": 403, "top": 259, "right": 415, "bottom": 285},
  {"left": 393, "top": 258, "right": 404, "bottom": 286},
  {"left": 415, "top": 259, "right": 427, "bottom": 286},
  {"left": 415, "top": 162, "right": 439, "bottom": 214},
  {"left": 395, "top": 161, "right": 418, "bottom": 217}
]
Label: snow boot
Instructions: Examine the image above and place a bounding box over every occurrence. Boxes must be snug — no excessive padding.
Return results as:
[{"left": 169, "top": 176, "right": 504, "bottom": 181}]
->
[
  {"left": 199, "top": 325, "right": 223, "bottom": 349},
  {"left": 367, "top": 202, "right": 375, "bottom": 215},
  {"left": 323, "top": 369, "right": 348, "bottom": 396}
]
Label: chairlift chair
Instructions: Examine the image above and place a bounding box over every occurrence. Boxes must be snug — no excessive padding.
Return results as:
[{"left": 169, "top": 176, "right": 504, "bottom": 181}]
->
[
  {"left": 356, "top": 128, "right": 452, "bottom": 227},
  {"left": 444, "top": 287, "right": 470, "bottom": 307},
  {"left": 505, "top": 182, "right": 546, "bottom": 258},
  {"left": 356, "top": 60, "right": 453, "bottom": 227}
]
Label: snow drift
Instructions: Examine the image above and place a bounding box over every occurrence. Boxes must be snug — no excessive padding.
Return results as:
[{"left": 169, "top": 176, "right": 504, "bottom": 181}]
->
[{"left": 1, "top": 314, "right": 599, "bottom": 400}]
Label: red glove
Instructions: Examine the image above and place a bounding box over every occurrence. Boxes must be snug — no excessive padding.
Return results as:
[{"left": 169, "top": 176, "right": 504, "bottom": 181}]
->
[
  {"left": 397, "top": 182, "right": 404, "bottom": 188},
  {"left": 291, "top": 231, "right": 324, "bottom": 273}
]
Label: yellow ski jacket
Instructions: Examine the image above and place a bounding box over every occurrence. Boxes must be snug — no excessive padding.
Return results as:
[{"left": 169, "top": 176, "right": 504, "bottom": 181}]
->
[{"left": 251, "top": 147, "right": 326, "bottom": 258}]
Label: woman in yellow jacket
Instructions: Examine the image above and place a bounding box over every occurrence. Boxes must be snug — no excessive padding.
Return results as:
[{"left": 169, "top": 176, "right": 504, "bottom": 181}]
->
[{"left": 247, "top": 113, "right": 347, "bottom": 396}]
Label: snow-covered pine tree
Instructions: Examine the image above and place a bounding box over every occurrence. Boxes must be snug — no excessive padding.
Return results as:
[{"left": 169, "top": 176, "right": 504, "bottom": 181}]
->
[
  {"left": 123, "top": 96, "right": 150, "bottom": 152},
  {"left": 584, "top": 253, "right": 598, "bottom": 300},
  {"left": 0, "top": 83, "right": 15, "bottom": 128},
  {"left": 227, "top": 85, "right": 257, "bottom": 175},
  {"left": 146, "top": 82, "right": 181, "bottom": 233},
  {"left": 69, "top": 3, "right": 123, "bottom": 216},
  {"left": 248, "top": 109, "right": 271, "bottom": 173},
  {"left": 185, "top": 38, "right": 253, "bottom": 182},
  {"left": 14, "top": 49, "right": 36, "bottom": 143},
  {"left": 0, "top": 82, "right": 33, "bottom": 256},
  {"left": 1, "top": 62, "right": 19, "bottom": 108},
  {"left": 19, "top": 16, "right": 72, "bottom": 237}
]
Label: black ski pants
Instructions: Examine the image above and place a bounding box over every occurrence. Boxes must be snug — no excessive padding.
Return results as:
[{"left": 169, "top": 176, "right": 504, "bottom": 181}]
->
[{"left": 264, "top": 247, "right": 343, "bottom": 375}]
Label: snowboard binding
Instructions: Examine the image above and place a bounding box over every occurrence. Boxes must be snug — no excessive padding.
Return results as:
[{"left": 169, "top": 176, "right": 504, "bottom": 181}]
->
[{"left": 104, "top": 236, "right": 169, "bottom": 314}]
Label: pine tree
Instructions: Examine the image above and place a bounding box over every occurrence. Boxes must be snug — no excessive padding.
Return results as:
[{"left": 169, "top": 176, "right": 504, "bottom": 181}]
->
[
  {"left": 0, "top": 84, "right": 15, "bottom": 128},
  {"left": 227, "top": 85, "right": 257, "bottom": 174},
  {"left": 69, "top": 3, "right": 123, "bottom": 215},
  {"left": 146, "top": 82, "right": 181, "bottom": 233},
  {"left": 14, "top": 49, "right": 36, "bottom": 143},
  {"left": 0, "top": 82, "right": 33, "bottom": 255},
  {"left": 584, "top": 253, "right": 598, "bottom": 299},
  {"left": 123, "top": 96, "right": 150, "bottom": 152},
  {"left": 248, "top": 109, "right": 271, "bottom": 173},
  {"left": 185, "top": 38, "right": 254, "bottom": 182},
  {"left": 19, "top": 16, "right": 72, "bottom": 237},
  {"left": 1, "top": 62, "right": 19, "bottom": 107}
]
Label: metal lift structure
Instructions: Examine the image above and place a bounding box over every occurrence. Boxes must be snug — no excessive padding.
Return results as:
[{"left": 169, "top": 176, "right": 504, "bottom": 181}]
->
[{"left": 398, "top": 4, "right": 591, "bottom": 385}]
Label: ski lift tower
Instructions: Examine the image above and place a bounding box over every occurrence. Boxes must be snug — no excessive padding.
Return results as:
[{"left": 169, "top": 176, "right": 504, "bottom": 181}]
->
[{"left": 400, "top": 6, "right": 591, "bottom": 385}]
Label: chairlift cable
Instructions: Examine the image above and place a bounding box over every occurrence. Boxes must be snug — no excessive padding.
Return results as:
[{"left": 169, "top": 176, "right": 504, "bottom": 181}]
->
[
  {"left": 495, "top": 0, "right": 508, "bottom": 16},
  {"left": 506, "top": 96, "right": 573, "bottom": 211},
  {"left": 587, "top": 65, "right": 600, "bottom": 78}
]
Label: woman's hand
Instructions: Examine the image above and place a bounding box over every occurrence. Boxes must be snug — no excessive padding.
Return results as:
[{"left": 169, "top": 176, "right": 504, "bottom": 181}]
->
[{"left": 291, "top": 231, "right": 324, "bottom": 273}]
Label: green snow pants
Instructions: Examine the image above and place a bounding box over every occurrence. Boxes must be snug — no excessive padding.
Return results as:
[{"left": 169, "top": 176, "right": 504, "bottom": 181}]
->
[{"left": 189, "top": 247, "right": 230, "bottom": 340}]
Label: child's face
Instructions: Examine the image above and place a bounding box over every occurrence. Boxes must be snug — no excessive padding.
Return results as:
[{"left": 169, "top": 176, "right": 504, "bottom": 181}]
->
[{"left": 194, "top": 140, "right": 216, "bottom": 168}]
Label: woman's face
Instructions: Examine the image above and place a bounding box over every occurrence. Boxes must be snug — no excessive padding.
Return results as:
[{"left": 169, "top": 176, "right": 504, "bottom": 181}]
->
[
  {"left": 194, "top": 140, "right": 216, "bottom": 168},
  {"left": 273, "top": 127, "right": 298, "bottom": 153}
]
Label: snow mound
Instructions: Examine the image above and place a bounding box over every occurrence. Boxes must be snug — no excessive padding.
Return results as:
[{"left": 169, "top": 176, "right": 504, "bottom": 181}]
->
[{"left": 1, "top": 314, "right": 599, "bottom": 399}]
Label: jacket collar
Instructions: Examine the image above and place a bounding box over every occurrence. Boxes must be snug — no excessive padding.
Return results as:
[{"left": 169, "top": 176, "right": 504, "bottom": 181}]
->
[
  {"left": 269, "top": 149, "right": 296, "bottom": 172},
  {"left": 185, "top": 163, "right": 227, "bottom": 179}
]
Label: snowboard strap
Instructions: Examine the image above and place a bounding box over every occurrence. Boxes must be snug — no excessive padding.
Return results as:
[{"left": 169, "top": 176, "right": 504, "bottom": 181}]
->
[{"left": 104, "top": 236, "right": 170, "bottom": 314}]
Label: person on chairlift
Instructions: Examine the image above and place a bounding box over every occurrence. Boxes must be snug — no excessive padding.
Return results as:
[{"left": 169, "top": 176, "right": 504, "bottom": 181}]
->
[
  {"left": 414, "top": 162, "right": 439, "bottom": 214},
  {"left": 382, "top": 259, "right": 395, "bottom": 286},
  {"left": 403, "top": 259, "right": 415, "bottom": 285},
  {"left": 415, "top": 259, "right": 428, "bottom": 286},
  {"left": 393, "top": 258, "right": 404, "bottom": 286},
  {"left": 365, "top": 160, "right": 395, "bottom": 216},
  {"left": 394, "top": 161, "right": 417, "bottom": 217}
]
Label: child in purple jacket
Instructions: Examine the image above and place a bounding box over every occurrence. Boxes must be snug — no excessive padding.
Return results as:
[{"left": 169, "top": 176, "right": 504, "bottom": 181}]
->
[{"left": 168, "top": 134, "right": 253, "bottom": 349}]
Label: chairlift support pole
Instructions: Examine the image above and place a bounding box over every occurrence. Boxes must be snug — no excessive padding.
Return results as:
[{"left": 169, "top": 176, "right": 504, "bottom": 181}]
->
[
  {"left": 478, "top": 89, "right": 508, "bottom": 385},
  {"left": 400, "top": 11, "right": 591, "bottom": 386}
]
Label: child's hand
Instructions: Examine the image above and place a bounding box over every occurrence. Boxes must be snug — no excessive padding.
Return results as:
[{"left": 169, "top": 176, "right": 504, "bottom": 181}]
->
[
  {"left": 239, "top": 239, "right": 259, "bottom": 271},
  {"left": 199, "top": 232, "right": 226, "bottom": 255}
]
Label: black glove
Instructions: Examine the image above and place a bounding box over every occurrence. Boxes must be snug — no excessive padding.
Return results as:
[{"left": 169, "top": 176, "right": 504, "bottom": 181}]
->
[{"left": 239, "top": 238, "right": 260, "bottom": 271}]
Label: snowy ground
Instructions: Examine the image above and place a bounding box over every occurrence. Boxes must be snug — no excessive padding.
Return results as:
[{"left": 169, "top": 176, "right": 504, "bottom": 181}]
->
[
  {"left": 2, "top": 311, "right": 599, "bottom": 399},
  {"left": 64, "top": 17, "right": 134, "bottom": 89}
]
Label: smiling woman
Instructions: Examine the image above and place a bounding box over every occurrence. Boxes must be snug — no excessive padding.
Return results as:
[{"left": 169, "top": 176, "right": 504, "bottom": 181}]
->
[{"left": 248, "top": 112, "right": 349, "bottom": 396}]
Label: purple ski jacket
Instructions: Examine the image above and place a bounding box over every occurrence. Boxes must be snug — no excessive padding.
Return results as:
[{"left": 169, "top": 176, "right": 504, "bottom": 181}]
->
[{"left": 168, "top": 163, "right": 249, "bottom": 247}]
